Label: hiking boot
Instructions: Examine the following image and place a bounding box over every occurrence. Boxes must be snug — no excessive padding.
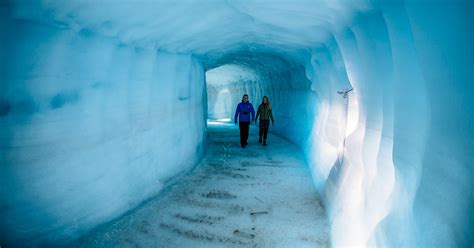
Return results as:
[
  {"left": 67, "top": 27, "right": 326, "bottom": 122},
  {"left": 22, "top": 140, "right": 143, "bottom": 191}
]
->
[
  {"left": 263, "top": 140, "right": 267, "bottom": 146},
  {"left": 259, "top": 136, "right": 262, "bottom": 143}
]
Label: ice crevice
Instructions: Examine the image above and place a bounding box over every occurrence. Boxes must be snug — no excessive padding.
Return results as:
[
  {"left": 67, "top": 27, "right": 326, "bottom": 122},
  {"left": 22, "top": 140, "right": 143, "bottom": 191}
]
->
[{"left": 0, "top": 1, "right": 472, "bottom": 247}]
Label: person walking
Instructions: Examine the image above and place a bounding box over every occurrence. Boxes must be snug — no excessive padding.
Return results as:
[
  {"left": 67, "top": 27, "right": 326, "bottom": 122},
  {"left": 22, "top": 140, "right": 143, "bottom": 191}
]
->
[
  {"left": 255, "top": 96, "right": 274, "bottom": 146},
  {"left": 234, "top": 94, "right": 255, "bottom": 148}
]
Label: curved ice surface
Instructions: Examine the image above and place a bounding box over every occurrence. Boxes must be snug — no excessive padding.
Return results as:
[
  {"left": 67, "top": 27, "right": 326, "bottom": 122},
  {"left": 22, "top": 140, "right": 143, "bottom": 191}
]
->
[{"left": 1, "top": 0, "right": 472, "bottom": 247}]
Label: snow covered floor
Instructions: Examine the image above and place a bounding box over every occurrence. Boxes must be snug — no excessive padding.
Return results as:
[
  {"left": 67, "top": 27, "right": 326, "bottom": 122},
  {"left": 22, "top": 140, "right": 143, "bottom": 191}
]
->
[{"left": 76, "top": 122, "right": 330, "bottom": 247}]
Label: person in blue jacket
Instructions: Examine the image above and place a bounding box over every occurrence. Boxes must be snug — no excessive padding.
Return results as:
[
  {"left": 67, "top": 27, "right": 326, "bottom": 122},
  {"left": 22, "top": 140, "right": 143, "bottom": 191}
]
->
[{"left": 234, "top": 94, "right": 256, "bottom": 148}]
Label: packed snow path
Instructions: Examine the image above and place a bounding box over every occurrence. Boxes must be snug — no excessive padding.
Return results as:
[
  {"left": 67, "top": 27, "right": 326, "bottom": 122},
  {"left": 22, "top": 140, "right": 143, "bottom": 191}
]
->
[{"left": 77, "top": 122, "right": 330, "bottom": 247}]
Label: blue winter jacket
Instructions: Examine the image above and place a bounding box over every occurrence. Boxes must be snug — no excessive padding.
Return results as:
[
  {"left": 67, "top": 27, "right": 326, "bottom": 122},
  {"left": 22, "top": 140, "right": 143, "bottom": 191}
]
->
[{"left": 234, "top": 101, "right": 256, "bottom": 123}]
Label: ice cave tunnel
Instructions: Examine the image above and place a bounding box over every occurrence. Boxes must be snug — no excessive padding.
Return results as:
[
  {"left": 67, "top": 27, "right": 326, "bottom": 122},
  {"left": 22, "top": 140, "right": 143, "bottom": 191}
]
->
[{"left": 0, "top": 0, "right": 473, "bottom": 247}]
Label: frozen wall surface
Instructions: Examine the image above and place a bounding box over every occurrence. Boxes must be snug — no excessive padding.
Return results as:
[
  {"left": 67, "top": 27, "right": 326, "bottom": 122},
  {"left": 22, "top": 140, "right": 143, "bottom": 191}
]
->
[
  {"left": 0, "top": 4, "right": 207, "bottom": 246},
  {"left": 1, "top": 0, "right": 473, "bottom": 247}
]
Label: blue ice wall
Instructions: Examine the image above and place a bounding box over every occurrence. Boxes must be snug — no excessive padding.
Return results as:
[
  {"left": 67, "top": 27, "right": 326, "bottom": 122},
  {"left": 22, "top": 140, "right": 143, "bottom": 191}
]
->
[
  {"left": 0, "top": 7, "right": 207, "bottom": 246},
  {"left": 1, "top": 0, "right": 472, "bottom": 247},
  {"left": 314, "top": 2, "right": 473, "bottom": 247}
]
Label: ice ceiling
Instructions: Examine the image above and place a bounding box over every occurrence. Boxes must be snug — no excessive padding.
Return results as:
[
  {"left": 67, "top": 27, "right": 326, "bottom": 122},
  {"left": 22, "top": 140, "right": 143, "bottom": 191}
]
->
[
  {"left": 13, "top": 0, "right": 372, "bottom": 60},
  {"left": 1, "top": 0, "right": 472, "bottom": 248}
]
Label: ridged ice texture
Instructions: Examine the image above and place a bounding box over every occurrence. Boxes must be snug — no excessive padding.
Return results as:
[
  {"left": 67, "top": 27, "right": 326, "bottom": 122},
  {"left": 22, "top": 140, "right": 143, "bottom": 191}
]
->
[{"left": 1, "top": 0, "right": 473, "bottom": 247}]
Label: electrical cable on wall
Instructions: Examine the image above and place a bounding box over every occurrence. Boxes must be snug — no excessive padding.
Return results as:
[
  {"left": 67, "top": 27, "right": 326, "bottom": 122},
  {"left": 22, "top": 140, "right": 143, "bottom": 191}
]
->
[{"left": 337, "top": 88, "right": 353, "bottom": 166}]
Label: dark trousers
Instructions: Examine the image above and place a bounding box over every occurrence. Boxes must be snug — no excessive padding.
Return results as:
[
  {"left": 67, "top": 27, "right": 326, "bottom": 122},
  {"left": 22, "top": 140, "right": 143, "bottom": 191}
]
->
[
  {"left": 239, "top": 121, "right": 250, "bottom": 146},
  {"left": 259, "top": 120, "right": 270, "bottom": 140}
]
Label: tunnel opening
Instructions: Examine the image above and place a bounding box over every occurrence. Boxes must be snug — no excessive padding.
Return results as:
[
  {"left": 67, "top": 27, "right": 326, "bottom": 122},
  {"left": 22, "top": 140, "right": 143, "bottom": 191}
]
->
[
  {"left": 205, "top": 63, "right": 258, "bottom": 122},
  {"left": 203, "top": 50, "right": 314, "bottom": 127}
]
